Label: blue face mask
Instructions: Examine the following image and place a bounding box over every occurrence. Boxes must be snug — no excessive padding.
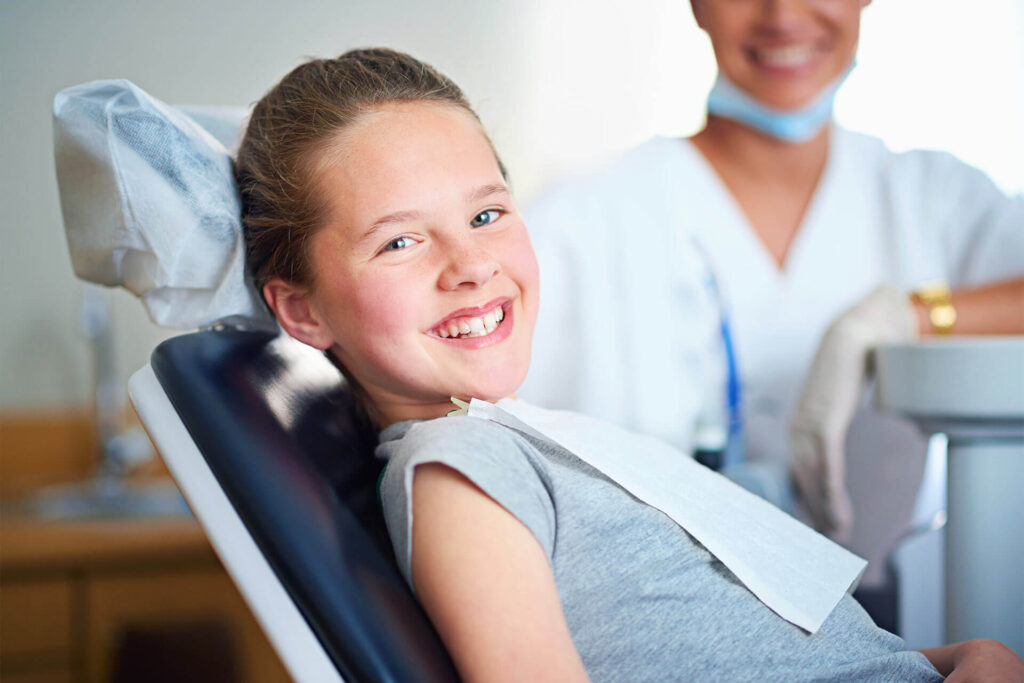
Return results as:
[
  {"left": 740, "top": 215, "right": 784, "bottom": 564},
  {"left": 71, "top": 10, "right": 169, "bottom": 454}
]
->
[{"left": 706, "top": 65, "right": 853, "bottom": 143}]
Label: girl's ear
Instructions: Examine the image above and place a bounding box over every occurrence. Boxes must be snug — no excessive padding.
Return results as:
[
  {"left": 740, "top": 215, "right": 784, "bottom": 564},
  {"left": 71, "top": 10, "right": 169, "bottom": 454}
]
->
[{"left": 263, "top": 278, "right": 334, "bottom": 350}]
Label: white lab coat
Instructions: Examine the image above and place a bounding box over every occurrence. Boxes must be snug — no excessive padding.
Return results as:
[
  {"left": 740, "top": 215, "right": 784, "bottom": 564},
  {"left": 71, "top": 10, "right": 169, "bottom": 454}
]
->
[{"left": 520, "top": 127, "right": 1024, "bottom": 580}]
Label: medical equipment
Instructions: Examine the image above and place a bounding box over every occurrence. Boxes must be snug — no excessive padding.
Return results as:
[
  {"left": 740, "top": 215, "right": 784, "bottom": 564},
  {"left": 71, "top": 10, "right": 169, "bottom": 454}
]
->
[
  {"left": 53, "top": 79, "right": 458, "bottom": 681},
  {"left": 130, "top": 328, "right": 459, "bottom": 681},
  {"left": 877, "top": 338, "right": 1024, "bottom": 655},
  {"left": 692, "top": 241, "right": 744, "bottom": 472},
  {"left": 705, "top": 65, "right": 851, "bottom": 143}
]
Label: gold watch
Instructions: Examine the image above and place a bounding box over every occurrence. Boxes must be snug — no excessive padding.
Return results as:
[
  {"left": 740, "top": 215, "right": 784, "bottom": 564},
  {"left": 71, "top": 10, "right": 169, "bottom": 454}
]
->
[{"left": 911, "top": 281, "right": 957, "bottom": 334}]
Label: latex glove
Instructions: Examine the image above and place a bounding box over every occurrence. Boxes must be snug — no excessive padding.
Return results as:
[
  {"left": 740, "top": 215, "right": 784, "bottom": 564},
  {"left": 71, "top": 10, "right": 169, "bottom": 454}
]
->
[{"left": 790, "top": 286, "right": 919, "bottom": 541}]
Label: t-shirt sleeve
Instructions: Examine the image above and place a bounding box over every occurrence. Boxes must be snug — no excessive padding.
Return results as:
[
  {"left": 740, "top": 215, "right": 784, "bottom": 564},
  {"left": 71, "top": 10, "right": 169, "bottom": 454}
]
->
[{"left": 377, "top": 416, "right": 556, "bottom": 589}]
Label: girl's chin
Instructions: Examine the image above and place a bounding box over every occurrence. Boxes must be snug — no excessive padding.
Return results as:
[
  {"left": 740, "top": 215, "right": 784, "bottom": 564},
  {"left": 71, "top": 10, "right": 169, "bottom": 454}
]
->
[
  {"left": 450, "top": 382, "right": 521, "bottom": 403},
  {"left": 448, "top": 389, "right": 517, "bottom": 404},
  {"left": 445, "top": 369, "right": 527, "bottom": 402}
]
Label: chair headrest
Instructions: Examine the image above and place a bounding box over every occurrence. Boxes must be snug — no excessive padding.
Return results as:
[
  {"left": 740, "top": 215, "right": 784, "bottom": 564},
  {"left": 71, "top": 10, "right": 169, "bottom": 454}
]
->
[{"left": 53, "top": 79, "right": 274, "bottom": 330}]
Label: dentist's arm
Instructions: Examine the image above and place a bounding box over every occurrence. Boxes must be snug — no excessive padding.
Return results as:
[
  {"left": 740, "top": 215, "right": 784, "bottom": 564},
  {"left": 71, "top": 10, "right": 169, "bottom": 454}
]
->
[
  {"left": 911, "top": 277, "right": 1024, "bottom": 336},
  {"left": 410, "top": 463, "right": 590, "bottom": 683},
  {"left": 919, "top": 639, "right": 1024, "bottom": 680},
  {"left": 791, "top": 276, "right": 1024, "bottom": 539}
]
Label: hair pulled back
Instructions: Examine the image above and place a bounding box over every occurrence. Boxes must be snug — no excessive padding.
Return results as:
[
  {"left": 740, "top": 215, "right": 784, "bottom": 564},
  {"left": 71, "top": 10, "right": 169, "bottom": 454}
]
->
[{"left": 236, "top": 48, "right": 484, "bottom": 297}]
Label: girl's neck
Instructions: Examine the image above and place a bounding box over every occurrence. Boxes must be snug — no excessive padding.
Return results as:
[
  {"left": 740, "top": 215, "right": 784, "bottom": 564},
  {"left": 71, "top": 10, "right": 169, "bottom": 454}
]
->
[
  {"left": 374, "top": 393, "right": 518, "bottom": 429},
  {"left": 374, "top": 399, "right": 454, "bottom": 429}
]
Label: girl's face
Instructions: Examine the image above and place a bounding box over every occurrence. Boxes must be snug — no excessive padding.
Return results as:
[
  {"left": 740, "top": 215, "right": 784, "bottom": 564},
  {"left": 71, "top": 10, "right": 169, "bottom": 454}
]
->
[
  {"left": 275, "top": 102, "right": 538, "bottom": 426},
  {"left": 692, "top": 0, "right": 868, "bottom": 110}
]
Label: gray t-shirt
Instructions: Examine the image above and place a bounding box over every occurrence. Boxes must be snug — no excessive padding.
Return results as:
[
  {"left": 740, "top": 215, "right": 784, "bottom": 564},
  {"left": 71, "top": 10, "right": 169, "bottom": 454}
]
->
[{"left": 377, "top": 415, "right": 943, "bottom": 682}]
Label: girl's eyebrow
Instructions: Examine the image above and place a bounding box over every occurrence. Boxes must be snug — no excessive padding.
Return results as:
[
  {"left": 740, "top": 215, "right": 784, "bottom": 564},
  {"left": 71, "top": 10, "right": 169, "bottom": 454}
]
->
[
  {"left": 467, "top": 183, "right": 509, "bottom": 203},
  {"left": 359, "top": 183, "right": 510, "bottom": 245}
]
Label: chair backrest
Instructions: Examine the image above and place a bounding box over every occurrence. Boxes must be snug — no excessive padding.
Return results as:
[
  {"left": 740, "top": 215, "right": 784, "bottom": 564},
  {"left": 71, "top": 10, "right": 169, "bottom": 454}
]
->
[{"left": 149, "top": 327, "right": 458, "bottom": 682}]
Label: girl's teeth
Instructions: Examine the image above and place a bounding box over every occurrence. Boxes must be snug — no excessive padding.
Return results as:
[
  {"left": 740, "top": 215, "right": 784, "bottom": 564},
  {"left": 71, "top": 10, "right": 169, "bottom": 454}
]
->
[{"left": 435, "top": 305, "right": 506, "bottom": 338}]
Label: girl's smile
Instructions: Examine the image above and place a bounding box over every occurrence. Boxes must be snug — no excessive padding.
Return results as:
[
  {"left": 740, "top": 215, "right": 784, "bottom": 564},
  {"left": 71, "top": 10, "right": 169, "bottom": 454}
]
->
[{"left": 428, "top": 298, "right": 513, "bottom": 346}]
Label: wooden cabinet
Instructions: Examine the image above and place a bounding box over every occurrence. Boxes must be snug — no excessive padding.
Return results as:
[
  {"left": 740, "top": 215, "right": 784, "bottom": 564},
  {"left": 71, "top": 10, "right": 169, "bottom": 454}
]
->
[
  {"left": 1, "top": 578, "right": 74, "bottom": 661},
  {"left": 0, "top": 514, "right": 292, "bottom": 683}
]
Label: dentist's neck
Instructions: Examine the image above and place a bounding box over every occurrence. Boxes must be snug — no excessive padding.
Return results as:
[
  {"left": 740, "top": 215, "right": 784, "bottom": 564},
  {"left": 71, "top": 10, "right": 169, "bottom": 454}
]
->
[{"left": 692, "top": 114, "right": 830, "bottom": 185}]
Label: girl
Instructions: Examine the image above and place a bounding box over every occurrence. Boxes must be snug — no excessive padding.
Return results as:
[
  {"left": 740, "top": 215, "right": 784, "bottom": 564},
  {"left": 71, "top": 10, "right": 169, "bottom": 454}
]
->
[{"left": 235, "top": 48, "right": 1020, "bottom": 682}]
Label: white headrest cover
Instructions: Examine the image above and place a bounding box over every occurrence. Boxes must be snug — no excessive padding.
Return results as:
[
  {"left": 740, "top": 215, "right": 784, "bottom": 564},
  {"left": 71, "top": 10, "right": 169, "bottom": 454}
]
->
[{"left": 53, "top": 79, "right": 274, "bottom": 330}]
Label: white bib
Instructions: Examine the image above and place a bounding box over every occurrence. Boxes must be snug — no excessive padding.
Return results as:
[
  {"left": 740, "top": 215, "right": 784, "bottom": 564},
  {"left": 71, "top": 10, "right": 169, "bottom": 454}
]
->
[{"left": 465, "top": 398, "right": 867, "bottom": 633}]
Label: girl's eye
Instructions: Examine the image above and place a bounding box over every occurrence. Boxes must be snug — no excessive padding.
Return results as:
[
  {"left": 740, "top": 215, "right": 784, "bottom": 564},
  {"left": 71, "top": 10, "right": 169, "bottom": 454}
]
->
[
  {"left": 470, "top": 209, "right": 501, "bottom": 228},
  {"left": 382, "top": 236, "right": 416, "bottom": 252}
]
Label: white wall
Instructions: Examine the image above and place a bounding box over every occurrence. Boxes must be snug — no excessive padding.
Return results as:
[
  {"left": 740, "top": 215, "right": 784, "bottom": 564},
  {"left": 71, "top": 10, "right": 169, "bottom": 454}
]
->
[
  {"left": 1, "top": 0, "right": 1021, "bottom": 409},
  {"left": 839, "top": 0, "right": 1024, "bottom": 194}
]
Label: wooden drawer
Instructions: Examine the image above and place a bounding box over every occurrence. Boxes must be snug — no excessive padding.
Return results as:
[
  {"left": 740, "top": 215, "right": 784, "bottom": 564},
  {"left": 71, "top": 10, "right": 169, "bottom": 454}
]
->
[
  {"left": 86, "top": 567, "right": 289, "bottom": 683},
  {"left": 0, "top": 578, "right": 74, "bottom": 659},
  {"left": 0, "top": 669, "right": 74, "bottom": 683}
]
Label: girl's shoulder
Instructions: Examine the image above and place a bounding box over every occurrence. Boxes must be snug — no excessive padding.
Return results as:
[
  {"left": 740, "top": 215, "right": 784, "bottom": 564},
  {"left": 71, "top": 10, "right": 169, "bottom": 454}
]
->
[
  {"left": 376, "top": 416, "right": 552, "bottom": 508},
  {"left": 377, "top": 414, "right": 536, "bottom": 467},
  {"left": 376, "top": 415, "right": 558, "bottom": 583}
]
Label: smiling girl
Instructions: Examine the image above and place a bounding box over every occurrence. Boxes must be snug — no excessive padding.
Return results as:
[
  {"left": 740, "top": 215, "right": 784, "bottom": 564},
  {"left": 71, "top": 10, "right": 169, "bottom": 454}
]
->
[{"left": 235, "top": 49, "right": 1021, "bottom": 682}]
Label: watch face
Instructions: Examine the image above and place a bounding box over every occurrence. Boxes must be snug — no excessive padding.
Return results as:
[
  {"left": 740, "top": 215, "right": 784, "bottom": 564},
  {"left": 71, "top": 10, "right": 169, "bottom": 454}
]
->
[{"left": 931, "top": 304, "right": 957, "bottom": 333}]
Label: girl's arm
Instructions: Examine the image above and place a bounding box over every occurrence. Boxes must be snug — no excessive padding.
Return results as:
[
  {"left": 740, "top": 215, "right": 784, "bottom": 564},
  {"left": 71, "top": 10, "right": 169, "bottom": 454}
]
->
[
  {"left": 919, "top": 639, "right": 1024, "bottom": 680},
  {"left": 410, "top": 462, "right": 590, "bottom": 683}
]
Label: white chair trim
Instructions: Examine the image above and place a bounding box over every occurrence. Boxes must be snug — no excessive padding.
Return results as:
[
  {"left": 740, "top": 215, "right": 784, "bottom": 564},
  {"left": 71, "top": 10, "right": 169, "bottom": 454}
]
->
[{"left": 129, "top": 364, "right": 344, "bottom": 683}]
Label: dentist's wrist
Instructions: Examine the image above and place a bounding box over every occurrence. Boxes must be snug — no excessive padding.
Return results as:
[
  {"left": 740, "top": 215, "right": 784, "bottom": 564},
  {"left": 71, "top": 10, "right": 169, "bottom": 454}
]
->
[{"left": 910, "top": 282, "right": 956, "bottom": 336}]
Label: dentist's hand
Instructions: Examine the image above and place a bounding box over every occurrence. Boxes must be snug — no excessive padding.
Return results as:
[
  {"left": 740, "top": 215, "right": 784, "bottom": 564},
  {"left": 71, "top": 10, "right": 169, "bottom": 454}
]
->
[{"left": 790, "top": 286, "right": 918, "bottom": 541}]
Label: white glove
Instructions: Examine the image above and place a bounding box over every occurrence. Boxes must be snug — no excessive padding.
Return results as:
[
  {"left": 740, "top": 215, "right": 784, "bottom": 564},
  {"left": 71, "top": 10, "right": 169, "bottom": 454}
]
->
[{"left": 790, "top": 286, "right": 919, "bottom": 541}]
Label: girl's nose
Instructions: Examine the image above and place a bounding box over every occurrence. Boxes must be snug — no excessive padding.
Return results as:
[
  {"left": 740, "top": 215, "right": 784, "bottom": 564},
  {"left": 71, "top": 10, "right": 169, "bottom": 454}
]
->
[{"left": 437, "top": 241, "right": 501, "bottom": 291}]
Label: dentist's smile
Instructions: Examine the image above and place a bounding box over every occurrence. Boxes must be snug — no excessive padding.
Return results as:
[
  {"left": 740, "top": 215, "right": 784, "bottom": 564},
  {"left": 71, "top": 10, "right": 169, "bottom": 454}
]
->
[{"left": 745, "top": 42, "right": 828, "bottom": 75}]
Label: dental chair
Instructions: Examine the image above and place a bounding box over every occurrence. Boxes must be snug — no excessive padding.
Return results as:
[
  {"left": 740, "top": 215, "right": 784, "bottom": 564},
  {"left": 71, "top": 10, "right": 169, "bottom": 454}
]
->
[
  {"left": 131, "top": 328, "right": 459, "bottom": 682},
  {"left": 54, "top": 80, "right": 459, "bottom": 682}
]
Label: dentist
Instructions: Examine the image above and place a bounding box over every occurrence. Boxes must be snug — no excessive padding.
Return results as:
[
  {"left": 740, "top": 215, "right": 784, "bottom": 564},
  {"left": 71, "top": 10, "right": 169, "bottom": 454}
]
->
[{"left": 520, "top": 0, "right": 1024, "bottom": 609}]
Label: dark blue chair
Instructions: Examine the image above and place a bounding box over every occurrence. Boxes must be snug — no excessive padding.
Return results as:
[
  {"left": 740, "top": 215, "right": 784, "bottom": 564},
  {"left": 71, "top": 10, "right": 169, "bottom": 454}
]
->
[{"left": 130, "top": 327, "right": 458, "bottom": 683}]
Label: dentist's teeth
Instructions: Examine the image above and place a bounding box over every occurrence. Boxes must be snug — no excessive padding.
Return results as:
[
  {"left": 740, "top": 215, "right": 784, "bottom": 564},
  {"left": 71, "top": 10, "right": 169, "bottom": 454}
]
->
[
  {"left": 757, "top": 45, "right": 813, "bottom": 68},
  {"left": 483, "top": 311, "right": 497, "bottom": 333},
  {"left": 448, "top": 322, "right": 460, "bottom": 337},
  {"left": 468, "top": 317, "right": 486, "bottom": 336},
  {"left": 496, "top": 307, "right": 505, "bottom": 322},
  {"left": 458, "top": 320, "right": 471, "bottom": 335},
  {"left": 439, "top": 328, "right": 449, "bottom": 338}
]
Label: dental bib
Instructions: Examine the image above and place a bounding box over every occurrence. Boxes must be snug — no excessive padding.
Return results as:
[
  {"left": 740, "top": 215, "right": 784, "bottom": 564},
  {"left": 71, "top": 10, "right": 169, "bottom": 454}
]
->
[{"left": 461, "top": 398, "right": 867, "bottom": 633}]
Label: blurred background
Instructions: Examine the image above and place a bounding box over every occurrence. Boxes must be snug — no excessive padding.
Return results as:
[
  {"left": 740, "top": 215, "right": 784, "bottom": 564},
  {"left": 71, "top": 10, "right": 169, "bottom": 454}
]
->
[
  {"left": 1, "top": 0, "right": 1021, "bottom": 681},
  {"left": 2, "top": 0, "right": 1023, "bottom": 410}
]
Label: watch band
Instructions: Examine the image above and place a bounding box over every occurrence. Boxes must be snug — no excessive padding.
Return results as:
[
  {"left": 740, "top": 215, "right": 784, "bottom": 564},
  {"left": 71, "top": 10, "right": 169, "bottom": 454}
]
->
[{"left": 911, "top": 282, "right": 957, "bottom": 334}]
